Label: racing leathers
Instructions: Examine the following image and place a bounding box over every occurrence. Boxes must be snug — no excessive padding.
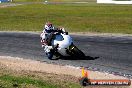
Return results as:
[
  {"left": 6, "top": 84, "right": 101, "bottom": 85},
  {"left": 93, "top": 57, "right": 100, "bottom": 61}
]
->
[{"left": 40, "top": 27, "right": 65, "bottom": 59}]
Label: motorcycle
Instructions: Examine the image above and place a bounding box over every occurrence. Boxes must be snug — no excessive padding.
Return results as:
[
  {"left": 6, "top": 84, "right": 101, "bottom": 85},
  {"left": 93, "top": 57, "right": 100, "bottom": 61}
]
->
[{"left": 40, "top": 31, "right": 85, "bottom": 60}]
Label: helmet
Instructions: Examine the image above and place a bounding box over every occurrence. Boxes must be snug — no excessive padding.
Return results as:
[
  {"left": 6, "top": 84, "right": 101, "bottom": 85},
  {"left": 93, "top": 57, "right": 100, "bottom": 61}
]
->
[{"left": 44, "top": 22, "right": 54, "bottom": 32}]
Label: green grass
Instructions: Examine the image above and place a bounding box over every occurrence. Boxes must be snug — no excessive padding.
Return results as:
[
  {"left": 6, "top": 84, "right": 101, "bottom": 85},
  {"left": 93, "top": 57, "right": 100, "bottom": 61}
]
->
[
  {"left": 13, "top": 0, "right": 95, "bottom": 2},
  {"left": 0, "top": 3, "right": 132, "bottom": 34},
  {"left": 48, "top": 0, "right": 94, "bottom": 1},
  {"left": 0, "top": 67, "right": 82, "bottom": 88},
  {"left": 0, "top": 75, "right": 59, "bottom": 88},
  {"left": 14, "top": 0, "right": 43, "bottom": 2},
  {"left": 0, "top": 74, "right": 81, "bottom": 88}
]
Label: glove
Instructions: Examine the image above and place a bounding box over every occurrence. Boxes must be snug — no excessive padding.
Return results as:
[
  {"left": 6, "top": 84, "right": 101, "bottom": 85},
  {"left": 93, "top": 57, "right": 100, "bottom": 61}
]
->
[{"left": 61, "top": 28, "right": 66, "bottom": 32}]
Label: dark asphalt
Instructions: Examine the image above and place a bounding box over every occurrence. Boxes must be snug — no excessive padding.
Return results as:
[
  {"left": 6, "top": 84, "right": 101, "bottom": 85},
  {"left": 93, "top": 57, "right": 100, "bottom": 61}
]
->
[{"left": 0, "top": 32, "right": 132, "bottom": 78}]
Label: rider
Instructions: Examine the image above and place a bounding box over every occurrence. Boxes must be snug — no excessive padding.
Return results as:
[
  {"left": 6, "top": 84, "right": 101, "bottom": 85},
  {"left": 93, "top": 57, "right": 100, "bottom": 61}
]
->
[
  {"left": 40, "top": 22, "right": 65, "bottom": 59},
  {"left": 41, "top": 22, "right": 65, "bottom": 46}
]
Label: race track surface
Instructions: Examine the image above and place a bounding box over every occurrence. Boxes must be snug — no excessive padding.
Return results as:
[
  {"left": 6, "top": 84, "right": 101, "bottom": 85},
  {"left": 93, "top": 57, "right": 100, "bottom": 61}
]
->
[{"left": 0, "top": 32, "right": 132, "bottom": 78}]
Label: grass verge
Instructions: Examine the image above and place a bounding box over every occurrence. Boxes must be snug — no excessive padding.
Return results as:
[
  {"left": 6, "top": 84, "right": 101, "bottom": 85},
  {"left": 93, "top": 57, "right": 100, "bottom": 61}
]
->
[
  {"left": 0, "top": 75, "right": 59, "bottom": 88},
  {"left": 0, "top": 2, "right": 132, "bottom": 34},
  {"left": 13, "top": 0, "right": 95, "bottom": 2},
  {"left": 0, "top": 65, "right": 81, "bottom": 88}
]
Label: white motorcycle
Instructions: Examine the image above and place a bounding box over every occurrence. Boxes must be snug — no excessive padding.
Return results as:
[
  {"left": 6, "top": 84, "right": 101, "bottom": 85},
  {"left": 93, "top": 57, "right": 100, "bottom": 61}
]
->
[{"left": 41, "top": 31, "right": 85, "bottom": 60}]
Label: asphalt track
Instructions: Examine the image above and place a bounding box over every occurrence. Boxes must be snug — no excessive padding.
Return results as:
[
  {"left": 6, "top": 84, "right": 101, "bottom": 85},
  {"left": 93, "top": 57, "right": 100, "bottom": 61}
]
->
[{"left": 0, "top": 32, "right": 132, "bottom": 78}]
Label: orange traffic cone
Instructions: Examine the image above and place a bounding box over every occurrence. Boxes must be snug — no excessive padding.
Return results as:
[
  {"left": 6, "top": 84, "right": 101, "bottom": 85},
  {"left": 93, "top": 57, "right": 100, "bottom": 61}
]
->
[{"left": 81, "top": 67, "right": 89, "bottom": 78}]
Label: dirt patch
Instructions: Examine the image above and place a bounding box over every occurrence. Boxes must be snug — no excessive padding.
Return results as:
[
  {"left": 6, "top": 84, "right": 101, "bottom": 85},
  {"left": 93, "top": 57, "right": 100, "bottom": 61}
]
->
[{"left": 0, "top": 56, "right": 131, "bottom": 88}]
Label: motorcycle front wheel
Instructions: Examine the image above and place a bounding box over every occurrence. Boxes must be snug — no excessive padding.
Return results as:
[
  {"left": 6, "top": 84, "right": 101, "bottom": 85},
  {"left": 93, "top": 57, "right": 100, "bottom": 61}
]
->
[{"left": 46, "top": 52, "right": 53, "bottom": 60}]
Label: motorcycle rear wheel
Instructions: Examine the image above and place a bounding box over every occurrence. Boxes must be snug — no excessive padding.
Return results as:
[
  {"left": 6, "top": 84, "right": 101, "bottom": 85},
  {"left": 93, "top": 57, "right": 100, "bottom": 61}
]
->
[{"left": 69, "top": 44, "right": 85, "bottom": 58}]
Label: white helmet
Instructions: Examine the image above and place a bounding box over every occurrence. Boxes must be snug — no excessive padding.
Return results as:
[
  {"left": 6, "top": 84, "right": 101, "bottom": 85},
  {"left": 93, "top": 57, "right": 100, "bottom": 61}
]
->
[{"left": 44, "top": 22, "right": 54, "bottom": 32}]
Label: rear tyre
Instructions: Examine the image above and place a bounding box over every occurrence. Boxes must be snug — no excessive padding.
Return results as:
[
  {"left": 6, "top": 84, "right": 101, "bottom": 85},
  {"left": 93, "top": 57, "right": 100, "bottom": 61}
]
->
[
  {"left": 54, "top": 52, "right": 62, "bottom": 59},
  {"left": 69, "top": 44, "right": 85, "bottom": 58}
]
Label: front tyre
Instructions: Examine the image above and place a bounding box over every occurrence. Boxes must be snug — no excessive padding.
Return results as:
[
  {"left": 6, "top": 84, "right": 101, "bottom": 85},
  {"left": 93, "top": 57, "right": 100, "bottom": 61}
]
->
[{"left": 46, "top": 52, "right": 53, "bottom": 60}]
